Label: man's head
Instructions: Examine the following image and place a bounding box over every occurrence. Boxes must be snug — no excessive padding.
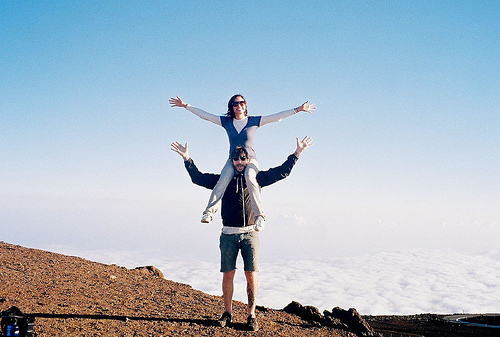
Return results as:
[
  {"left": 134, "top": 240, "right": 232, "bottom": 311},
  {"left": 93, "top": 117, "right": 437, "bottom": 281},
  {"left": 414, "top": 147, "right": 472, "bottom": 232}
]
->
[{"left": 231, "top": 146, "right": 249, "bottom": 173}]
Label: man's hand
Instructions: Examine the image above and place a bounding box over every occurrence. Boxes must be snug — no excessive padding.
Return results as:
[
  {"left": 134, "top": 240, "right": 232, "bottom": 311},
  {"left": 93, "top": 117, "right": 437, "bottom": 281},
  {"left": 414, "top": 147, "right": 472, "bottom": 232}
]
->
[
  {"left": 294, "top": 136, "right": 313, "bottom": 157},
  {"left": 171, "top": 141, "right": 190, "bottom": 161},
  {"left": 169, "top": 95, "right": 188, "bottom": 108},
  {"left": 297, "top": 101, "right": 316, "bottom": 114}
]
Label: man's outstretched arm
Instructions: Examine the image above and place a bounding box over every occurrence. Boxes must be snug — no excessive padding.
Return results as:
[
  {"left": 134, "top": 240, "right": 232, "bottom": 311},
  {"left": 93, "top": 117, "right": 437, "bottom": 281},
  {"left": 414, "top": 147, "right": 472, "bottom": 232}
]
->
[
  {"left": 171, "top": 141, "right": 220, "bottom": 190},
  {"left": 293, "top": 136, "right": 314, "bottom": 158},
  {"left": 257, "top": 136, "right": 314, "bottom": 188},
  {"left": 171, "top": 141, "right": 190, "bottom": 161}
]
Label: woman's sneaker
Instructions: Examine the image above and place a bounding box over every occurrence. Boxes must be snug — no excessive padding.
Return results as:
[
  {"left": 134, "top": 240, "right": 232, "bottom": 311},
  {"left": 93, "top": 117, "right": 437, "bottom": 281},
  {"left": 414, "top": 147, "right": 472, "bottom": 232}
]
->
[
  {"left": 201, "top": 212, "right": 212, "bottom": 223},
  {"left": 247, "top": 315, "right": 259, "bottom": 331},
  {"left": 254, "top": 216, "right": 265, "bottom": 231},
  {"left": 218, "top": 311, "right": 232, "bottom": 327}
]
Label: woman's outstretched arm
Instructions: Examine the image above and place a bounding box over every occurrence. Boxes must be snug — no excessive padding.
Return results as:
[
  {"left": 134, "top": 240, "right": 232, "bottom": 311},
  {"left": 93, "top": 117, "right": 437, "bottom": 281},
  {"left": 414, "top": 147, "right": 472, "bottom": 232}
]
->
[
  {"left": 260, "top": 100, "right": 316, "bottom": 126},
  {"left": 169, "top": 95, "right": 221, "bottom": 125},
  {"left": 169, "top": 95, "right": 188, "bottom": 108}
]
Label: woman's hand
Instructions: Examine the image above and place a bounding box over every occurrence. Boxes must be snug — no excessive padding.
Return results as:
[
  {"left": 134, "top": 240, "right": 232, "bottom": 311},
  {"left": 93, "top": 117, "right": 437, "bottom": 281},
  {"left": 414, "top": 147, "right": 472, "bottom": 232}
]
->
[
  {"left": 297, "top": 101, "right": 316, "bottom": 114},
  {"left": 169, "top": 95, "right": 188, "bottom": 108}
]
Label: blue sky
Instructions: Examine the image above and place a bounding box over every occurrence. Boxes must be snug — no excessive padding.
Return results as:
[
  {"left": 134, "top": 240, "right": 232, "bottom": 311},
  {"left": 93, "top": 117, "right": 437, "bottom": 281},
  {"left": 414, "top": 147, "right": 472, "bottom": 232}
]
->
[{"left": 1, "top": 0, "right": 499, "bottom": 303}]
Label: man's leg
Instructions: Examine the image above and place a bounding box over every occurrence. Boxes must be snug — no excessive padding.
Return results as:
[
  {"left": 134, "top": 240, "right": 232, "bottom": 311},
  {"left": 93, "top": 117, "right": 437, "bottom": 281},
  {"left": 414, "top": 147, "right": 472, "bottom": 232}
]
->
[
  {"left": 245, "top": 271, "right": 257, "bottom": 317},
  {"left": 240, "top": 231, "right": 259, "bottom": 317},
  {"left": 219, "top": 234, "right": 238, "bottom": 327},
  {"left": 240, "top": 232, "right": 260, "bottom": 331},
  {"left": 222, "top": 270, "right": 236, "bottom": 313}
]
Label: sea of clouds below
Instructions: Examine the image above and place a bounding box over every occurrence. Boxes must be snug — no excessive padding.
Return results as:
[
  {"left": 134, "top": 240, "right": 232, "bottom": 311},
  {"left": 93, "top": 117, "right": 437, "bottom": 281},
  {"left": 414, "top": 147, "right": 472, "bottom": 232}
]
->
[{"left": 46, "top": 247, "right": 500, "bottom": 316}]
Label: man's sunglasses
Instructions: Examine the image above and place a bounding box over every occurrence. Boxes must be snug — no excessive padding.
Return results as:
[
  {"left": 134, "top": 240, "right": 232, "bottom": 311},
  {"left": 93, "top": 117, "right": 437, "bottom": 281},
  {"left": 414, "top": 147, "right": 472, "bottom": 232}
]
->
[
  {"left": 232, "top": 155, "right": 247, "bottom": 161},
  {"left": 231, "top": 101, "right": 246, "bottom": 107}
]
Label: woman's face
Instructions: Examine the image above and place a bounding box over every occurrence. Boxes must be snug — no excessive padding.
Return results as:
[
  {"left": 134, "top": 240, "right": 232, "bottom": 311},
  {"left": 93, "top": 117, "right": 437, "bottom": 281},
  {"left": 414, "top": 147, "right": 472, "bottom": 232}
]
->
[{"left": 232, "top": 96, "right": 247, "bottom": 119}]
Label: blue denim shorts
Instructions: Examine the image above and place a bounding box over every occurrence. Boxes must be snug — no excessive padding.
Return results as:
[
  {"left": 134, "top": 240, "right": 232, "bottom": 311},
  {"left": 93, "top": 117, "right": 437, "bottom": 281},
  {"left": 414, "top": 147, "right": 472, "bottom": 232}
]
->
[{"left": 219, "top": 231, "right": 259, "bottom": 272}]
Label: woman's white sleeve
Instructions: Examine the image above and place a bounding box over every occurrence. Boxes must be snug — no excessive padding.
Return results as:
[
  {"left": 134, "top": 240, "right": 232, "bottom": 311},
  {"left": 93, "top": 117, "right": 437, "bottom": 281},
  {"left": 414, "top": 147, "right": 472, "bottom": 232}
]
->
[
  {"left": 260, "top": 109, "right": 297, "bottom": 126},
  {"left": 185, "top": 105, "right": 222, "bottom": 126}
]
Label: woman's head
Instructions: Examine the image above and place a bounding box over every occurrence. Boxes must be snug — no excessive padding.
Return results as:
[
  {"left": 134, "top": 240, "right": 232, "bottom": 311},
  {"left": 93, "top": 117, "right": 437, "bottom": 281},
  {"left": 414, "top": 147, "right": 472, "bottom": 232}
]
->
[{"left": 226, "top": 94, "right": 247, "bottom": 118}]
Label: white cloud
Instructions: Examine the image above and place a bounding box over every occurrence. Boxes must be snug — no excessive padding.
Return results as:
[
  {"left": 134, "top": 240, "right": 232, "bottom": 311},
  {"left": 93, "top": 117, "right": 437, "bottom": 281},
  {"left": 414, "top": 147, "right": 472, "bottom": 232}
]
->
[{"left": 54, "top": 247, "right": 500, "bottom": 316}]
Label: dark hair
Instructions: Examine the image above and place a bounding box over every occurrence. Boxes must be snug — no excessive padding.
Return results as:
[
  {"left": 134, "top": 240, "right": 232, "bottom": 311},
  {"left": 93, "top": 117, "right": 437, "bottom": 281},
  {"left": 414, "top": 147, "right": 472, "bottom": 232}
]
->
[
  {"left": 226, "top": 94, "right": 248, "bottom": 118},
  {"left": 231, "top": 146, "right": 249, "bottom": 160}
]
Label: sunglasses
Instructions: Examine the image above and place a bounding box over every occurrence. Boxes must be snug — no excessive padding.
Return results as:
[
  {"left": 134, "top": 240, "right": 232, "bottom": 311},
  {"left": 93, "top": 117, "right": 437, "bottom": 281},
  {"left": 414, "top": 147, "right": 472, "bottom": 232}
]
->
[
  {"left": 232, "top": 155, "right": 248, "bottom": 161},
  {"left": 231, "top": 100, "right": 246, "bottom": 107}
]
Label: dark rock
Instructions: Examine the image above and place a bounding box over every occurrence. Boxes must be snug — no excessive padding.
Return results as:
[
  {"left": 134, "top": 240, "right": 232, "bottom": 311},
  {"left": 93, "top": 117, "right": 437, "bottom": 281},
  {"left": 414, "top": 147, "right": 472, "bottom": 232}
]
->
[
  {"left": 283, "top": 301, "right": 323, "bottom": 324},
  {"left": 256, "top": 305, "right": 269, "bottom": 312},
  {"left": 327, "top": 307, "right": 381, "bottom": 337},
  {"left": 134, "top": 266, "right": 164, "bottom": 278},
  {"left": 284, "top": 302, "right": 380, "bottom": 336},
  {"left": 323, "top": 311, "right": 349, "bottom": 330}
]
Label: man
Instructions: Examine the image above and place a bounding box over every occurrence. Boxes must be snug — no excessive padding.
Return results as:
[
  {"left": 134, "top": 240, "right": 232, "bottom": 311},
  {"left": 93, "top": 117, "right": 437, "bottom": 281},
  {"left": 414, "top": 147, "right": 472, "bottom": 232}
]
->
[{"left": 171, "top": 136, "right": 313, "bottom": 331}]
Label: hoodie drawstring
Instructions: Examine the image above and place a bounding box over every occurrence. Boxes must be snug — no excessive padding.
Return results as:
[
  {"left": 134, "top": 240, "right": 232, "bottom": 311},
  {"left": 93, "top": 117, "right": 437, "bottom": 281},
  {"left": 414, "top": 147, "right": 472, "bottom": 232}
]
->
[{"left": 235, "top": 175, "right": 246, "bottom": 227}]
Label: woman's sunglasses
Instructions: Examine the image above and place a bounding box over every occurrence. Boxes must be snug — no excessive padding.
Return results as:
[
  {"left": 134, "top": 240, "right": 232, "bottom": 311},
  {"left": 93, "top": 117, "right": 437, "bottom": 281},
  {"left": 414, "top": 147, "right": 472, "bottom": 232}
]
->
[{"left": 231, "top": 101, "right": 246, "bottom": 107}]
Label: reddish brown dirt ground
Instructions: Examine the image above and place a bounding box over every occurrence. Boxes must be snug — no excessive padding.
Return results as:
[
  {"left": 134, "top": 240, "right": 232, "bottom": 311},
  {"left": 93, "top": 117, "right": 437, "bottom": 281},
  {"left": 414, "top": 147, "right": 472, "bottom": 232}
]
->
[
  {"left": 0, "top": 242, "right": 354, "bottom": 336},
  {"left": 1, "top": 242, "right": 499, "bottom": 336}
]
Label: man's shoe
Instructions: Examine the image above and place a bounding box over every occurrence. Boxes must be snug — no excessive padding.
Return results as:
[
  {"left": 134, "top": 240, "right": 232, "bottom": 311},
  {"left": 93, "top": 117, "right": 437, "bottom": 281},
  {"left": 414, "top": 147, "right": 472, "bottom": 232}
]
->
[
  {"left": 254, "top": 216, "right": 265, "bottom": 231},
  {"left": 247, "top": 315, "right": 259, "bottom": 331},
  {"left": 218, "top": 311, "right": 232, "bottom": 327},
  {"left": 201, "top": 213, "right": 212, "bottom": 223}
]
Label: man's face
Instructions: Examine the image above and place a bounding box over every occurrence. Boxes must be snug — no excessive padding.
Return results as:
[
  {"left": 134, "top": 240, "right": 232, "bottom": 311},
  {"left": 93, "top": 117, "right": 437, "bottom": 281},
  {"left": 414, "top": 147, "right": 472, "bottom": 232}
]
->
[{"left": 232, "top": 153, "right": 249, "bottom": 173}]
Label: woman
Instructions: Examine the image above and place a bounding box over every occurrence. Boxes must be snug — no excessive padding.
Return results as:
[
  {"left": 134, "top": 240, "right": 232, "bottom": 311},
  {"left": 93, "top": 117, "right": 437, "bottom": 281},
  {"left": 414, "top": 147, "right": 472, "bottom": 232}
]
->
[{"left": 169, "top": 94, "right": 315, "bottom": 231}]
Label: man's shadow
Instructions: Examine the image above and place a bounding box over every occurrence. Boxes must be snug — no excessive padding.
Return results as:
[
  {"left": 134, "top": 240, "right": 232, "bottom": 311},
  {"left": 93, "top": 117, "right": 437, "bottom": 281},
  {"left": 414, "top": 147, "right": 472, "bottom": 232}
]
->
[
  {"left": 226, "top": 321, "right": 253, "bottom": 331},
  {"left": 29, "top": 313, "right": 253, "bottom": 331},
  {"left": 29, "top": 312, "right": 219, "bottom": 328}
]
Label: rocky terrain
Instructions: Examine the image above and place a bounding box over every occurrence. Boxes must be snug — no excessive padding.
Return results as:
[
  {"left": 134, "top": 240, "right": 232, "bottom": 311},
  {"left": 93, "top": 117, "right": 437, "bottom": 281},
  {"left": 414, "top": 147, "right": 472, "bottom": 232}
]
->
[{"left": 1, "top": 241, "right": 499, "bottom": 336}]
